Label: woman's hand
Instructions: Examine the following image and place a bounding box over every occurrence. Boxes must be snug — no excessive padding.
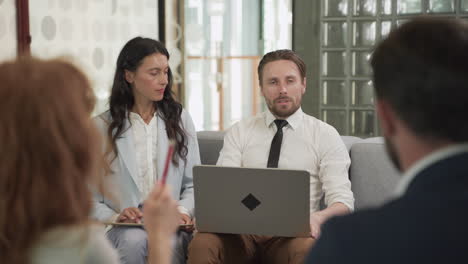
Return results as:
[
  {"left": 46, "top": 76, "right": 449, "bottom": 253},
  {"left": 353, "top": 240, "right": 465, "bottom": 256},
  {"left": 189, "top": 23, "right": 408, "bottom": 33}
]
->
[
  {"left": 179, "top": 213, "right": 195, "bottom": 232},
  {"left": 117, "top": 207, "right": 143, "bottom": 223}
]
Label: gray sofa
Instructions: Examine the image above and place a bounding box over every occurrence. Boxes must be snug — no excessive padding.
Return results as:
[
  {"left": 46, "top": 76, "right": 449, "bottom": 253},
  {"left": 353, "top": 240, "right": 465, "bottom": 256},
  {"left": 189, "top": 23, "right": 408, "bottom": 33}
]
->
[{"left": 197, "top": 131, "right": 400, "bottom": 211}]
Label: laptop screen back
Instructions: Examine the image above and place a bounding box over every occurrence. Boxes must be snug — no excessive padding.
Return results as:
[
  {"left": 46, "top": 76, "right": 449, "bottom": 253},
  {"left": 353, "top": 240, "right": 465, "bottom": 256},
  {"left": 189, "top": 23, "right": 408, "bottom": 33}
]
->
[{"left": 193, "top": 165, "right": 310, "bottom": 237}]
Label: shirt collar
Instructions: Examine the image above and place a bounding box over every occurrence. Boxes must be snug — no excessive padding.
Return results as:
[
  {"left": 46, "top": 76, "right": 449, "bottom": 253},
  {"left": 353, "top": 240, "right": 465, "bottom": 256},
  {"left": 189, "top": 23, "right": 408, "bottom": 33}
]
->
[
  {"left": 129, "top": 112, "right": 139, "bottom": 120},
  {"left": 394, "top": 143, "right": 468, "bottom": 197},
  {"left": 129, "top": 111, "right": 157, "bottom": 119},
  {"left": 264, "top": 107, "right": 304, "bottom": 130},
  {"left": 128, "top": 111, "right": 158, "bottom": 124}
]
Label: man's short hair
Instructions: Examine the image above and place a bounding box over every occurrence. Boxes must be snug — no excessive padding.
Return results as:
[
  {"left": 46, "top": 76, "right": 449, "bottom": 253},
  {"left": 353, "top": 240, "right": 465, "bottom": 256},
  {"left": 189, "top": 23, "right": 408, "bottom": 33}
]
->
[
  {"left": 258, "top": 49, "right": 306, "bottom": 85},
  {"left": 371, "top": 17, "right": 468, "bottom": 142}
]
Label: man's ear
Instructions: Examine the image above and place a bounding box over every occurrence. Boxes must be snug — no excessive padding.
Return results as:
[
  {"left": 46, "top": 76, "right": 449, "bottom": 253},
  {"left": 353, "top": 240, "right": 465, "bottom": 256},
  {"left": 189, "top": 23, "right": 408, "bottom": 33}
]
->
[
  {"left": 376, "top": 99, "right": 397, "bottom": 138},
  {"left": 124, "top": 70, "right": 135, "bottom": 84}
]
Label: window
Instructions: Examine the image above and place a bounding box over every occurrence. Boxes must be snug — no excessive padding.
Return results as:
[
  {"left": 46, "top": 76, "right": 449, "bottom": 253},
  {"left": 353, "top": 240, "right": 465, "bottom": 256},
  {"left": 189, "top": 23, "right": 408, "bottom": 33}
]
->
[{"left": 184, "top": 0, "right": 292, "bottom": 131}]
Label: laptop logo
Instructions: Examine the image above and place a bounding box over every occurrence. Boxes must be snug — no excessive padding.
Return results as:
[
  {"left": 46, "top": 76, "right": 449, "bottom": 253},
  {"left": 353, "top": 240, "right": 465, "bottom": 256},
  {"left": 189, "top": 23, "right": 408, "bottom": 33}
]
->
[{"left": 241, "top": 193, "right": 261, "bottom": 211}]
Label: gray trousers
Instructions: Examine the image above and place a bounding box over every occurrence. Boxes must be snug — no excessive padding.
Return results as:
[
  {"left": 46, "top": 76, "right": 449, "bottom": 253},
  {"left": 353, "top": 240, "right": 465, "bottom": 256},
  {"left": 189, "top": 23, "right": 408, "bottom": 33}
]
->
[{"left": 107, "top": 226, "right": 192, "bottom": 264}]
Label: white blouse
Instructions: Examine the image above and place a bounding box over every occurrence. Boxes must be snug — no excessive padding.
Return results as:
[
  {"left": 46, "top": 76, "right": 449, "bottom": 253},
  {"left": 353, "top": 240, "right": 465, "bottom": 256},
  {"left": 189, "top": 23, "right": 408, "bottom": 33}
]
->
[{"left": 129, "top": 112, "right": 158, "bottom": 201}]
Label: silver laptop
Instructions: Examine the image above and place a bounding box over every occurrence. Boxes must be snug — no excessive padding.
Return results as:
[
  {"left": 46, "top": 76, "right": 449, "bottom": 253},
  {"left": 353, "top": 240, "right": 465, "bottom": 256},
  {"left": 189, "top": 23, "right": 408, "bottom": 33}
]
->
[{"left": 193, "top": 165, "right": 310, "bottom": 237}]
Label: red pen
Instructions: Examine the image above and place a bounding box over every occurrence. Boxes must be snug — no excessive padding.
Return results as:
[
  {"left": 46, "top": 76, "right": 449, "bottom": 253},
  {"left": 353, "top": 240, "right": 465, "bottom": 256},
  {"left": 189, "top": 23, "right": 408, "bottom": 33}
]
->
[{"left": 161, "top": 140, "right": 175, "bottom": 185}]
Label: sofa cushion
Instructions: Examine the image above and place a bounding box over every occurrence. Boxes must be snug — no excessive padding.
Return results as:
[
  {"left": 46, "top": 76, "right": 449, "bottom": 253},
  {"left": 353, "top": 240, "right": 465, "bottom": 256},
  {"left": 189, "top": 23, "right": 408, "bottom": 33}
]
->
[
  {"left": 350, "top": 137, "right": 400, "bottom": 210},
  {"left": 196, "top": 132, "right": 402, "bottom": 212},
  {"left": 341, "top": 136, "right": 362, "bottom": 152},
  {"left": 197, "top": 131, "right": 225, "bottom": 165}
]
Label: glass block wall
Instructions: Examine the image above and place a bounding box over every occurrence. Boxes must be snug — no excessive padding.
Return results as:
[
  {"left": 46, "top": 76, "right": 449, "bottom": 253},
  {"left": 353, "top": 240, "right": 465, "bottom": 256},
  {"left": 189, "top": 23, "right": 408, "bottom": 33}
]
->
[{"left": 320, "top": 0, "right": 468, "bottom": 137}]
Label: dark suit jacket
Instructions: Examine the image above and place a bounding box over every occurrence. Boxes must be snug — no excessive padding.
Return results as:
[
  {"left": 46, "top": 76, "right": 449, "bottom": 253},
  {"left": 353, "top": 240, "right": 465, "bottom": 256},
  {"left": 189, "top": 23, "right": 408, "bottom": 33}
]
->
[{"left": 305, "top": 151, "right": 468, "bottom": 264}]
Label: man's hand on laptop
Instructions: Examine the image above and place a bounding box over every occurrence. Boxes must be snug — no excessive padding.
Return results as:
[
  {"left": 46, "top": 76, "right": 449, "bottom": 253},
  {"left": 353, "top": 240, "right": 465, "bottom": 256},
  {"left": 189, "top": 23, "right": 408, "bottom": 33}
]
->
[
  {"left": 180, "top": 213, "right": 194, "bottom": 232},
  {"left": 310, "top": 211, "right": 325, "bottom": 239},
  {"left": 117, "top": 207, "right": 143, "bottom": 224}
]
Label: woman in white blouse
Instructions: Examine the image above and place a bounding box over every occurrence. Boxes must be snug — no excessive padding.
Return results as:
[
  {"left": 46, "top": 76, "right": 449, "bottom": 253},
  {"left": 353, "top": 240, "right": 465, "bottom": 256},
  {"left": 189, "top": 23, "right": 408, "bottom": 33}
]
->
[{"left": 93, "top": 37, "right": 200, "bottom": 264}]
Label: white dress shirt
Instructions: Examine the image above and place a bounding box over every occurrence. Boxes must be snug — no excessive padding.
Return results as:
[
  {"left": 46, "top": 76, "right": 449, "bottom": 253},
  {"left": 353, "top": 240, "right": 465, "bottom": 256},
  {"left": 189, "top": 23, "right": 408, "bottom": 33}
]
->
[
  {"left": 129, "top": 112, "right": 158, "bottom": 201},
  {"left": 217, "top": 108, "right": 354, "bottom": 213}
]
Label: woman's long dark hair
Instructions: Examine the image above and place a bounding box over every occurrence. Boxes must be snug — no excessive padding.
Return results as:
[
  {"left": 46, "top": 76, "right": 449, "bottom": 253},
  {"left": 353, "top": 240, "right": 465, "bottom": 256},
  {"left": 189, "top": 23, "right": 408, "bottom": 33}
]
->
[{"left": 108, "top": 37, "right": 187, "bottom": 166}]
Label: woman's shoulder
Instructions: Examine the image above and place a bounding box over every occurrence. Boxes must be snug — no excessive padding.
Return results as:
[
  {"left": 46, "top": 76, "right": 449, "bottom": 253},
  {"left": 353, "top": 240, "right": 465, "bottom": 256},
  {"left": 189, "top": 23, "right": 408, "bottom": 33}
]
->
[
  {"left": 84, "top": 225, "right": 120, "bottom": 263},
  {"left": 180, "top": 108, "right": 195, "bottom": 125},
  {"left": 30, "top": 224, "right": 119, "bottom": 264},
  {"left": 93, "top": 110, "right": 111, "bottom": 123},
  {"left": 93, "top": 111, "right": 112, "bottom": 133}
]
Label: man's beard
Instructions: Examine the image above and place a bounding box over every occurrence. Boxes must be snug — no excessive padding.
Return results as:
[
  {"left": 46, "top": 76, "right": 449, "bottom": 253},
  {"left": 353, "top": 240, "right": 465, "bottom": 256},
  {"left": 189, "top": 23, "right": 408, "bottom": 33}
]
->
[
  {"left": 267, "top": 96, "right": 301, "bottom": 118},
  {"left": 384, "top": 137, "right": 402, "bottom": 172}
]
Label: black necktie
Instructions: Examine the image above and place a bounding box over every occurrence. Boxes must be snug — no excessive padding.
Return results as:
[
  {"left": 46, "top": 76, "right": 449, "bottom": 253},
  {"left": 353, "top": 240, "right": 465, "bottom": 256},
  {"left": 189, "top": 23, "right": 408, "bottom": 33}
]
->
[{"left": 267, "top": 119, "right": 288, "bottom": 168}]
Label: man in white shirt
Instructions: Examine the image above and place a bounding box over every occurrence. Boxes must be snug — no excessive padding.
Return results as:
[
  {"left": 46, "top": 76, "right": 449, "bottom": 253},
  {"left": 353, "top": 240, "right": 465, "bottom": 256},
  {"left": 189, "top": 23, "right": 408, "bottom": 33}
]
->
[
  {"left": 306, "top": 17, "right": 468, "bottom": 264},
  {"left": 188, "top": 49, "right": 354, "bottom": 264}
]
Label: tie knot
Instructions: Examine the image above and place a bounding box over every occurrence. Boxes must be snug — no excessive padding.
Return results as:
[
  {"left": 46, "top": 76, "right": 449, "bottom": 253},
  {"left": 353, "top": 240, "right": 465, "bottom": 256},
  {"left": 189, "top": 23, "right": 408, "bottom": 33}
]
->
[{"left": 274, "top": 119, "right": 288, "bottom": 130}]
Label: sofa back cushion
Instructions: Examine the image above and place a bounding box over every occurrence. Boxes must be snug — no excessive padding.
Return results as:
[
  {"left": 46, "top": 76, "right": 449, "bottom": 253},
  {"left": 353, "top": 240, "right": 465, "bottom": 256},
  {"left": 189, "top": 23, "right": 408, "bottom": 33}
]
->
[
  {"left": 350, "top": 137, "right": 400, "bottom": 210},
  {"left": 197, "top": 131, "right": 225, "bottom": 165},
  {"left": 196, "top": 132, "right": 402, "bottom": 212},
  {"left": 341, "top": 136, "right": 362, "bottom": 151}
]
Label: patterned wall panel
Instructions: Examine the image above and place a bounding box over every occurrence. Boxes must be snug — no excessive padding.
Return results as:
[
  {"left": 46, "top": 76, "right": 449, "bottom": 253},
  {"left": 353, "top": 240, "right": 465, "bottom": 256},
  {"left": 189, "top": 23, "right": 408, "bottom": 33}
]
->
[{"left": 29, "top": 0, "right": 159, "bottom": 115}]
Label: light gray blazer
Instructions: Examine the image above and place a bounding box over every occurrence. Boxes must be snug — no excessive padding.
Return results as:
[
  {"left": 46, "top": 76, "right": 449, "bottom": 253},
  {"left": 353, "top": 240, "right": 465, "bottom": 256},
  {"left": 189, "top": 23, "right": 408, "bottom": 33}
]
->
[{"left": 92, "top": 109, "right": 200, "bottom": 221}]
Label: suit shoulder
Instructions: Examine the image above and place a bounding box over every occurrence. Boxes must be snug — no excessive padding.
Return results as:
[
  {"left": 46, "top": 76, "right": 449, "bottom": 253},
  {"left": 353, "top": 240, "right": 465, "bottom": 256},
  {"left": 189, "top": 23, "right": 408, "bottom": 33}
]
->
[
  {"left": 319, "top": 197, "right": 417, "bottom": 249},
  {"left": 307, "top": 208, "right": 389, "bottom": 263}
]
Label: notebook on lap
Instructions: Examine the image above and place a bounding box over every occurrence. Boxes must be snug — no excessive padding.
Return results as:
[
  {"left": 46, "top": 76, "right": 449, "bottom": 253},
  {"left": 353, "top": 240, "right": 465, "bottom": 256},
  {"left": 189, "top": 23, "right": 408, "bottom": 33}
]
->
[{"left": 193, "top": 165, "right": 310, "bottom": 237}]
